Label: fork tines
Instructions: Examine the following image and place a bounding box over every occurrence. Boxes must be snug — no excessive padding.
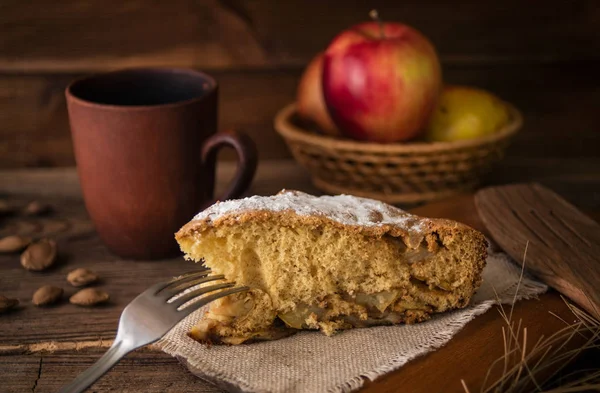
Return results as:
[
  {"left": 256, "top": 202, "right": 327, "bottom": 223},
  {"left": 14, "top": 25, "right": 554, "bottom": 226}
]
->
[{"left": 157, "top": 269, "right": 248, "bottom": 311}]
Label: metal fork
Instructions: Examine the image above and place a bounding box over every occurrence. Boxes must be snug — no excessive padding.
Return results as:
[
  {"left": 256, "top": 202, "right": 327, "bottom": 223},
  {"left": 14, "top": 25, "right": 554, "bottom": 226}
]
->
[{"left": 58, "top": 267, "right": 248, "bottom": 393}]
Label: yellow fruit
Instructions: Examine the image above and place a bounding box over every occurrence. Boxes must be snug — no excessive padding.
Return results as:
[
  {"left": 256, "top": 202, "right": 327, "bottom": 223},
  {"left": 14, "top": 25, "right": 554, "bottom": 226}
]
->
[
  {"left": 425, "top": 86, "right": 509, "bottom": 142},
  {"left": 297, "top": 53, "right": 340, "bottom": 136}
]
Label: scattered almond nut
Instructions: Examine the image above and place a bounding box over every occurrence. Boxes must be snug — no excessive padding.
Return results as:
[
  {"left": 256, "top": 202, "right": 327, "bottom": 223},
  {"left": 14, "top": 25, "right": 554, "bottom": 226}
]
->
[
  {"left": 32, "top": 285, "right": 63, "bottom": 306},
  {"left": 67, "top": 268, "right": 99, "bottom": 287},
  {"left": 23, "top": 201, "right": 52, "bottom": 216},
  {"left": 70, "top": 288, "right": 109, "bottom": 306},
  {"left": 0, "top": 295, "right": 19, "bottom": 313},
  {"left": 0, "top": 235, "right": 32, "bottom": 254},
  {"left": 20, "top": 239, "right": 57, "bottom": 271}
]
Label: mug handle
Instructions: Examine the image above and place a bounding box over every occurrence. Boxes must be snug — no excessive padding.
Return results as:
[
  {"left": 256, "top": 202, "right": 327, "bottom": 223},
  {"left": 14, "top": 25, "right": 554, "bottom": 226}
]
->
[{"left": 201, "top": 130, "right": 258, "bottom": 205}]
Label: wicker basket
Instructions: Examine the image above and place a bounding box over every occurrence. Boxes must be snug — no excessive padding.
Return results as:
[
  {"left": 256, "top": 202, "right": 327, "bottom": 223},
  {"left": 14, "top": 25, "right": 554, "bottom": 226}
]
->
[{"left": 275, "top": 103, "right": 522, "bottom": 204}]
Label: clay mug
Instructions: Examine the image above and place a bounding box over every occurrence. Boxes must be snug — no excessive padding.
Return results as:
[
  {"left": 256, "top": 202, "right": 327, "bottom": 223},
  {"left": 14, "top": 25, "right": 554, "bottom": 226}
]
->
[{"left": 66, "top": 68, "right": 257, "bottom": 259}]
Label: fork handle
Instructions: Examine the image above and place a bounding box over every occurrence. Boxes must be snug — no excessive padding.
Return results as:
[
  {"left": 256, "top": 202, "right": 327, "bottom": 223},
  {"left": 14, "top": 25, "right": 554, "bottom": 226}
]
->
[{"left": 58, "top": 340, "right": 132, "bottom": 393}]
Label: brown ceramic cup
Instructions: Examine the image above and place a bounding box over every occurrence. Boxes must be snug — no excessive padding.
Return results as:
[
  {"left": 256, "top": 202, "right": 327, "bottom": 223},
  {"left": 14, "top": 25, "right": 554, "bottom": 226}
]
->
[{"left": 66, "top": 68, "right": 257, "bottom": 259}]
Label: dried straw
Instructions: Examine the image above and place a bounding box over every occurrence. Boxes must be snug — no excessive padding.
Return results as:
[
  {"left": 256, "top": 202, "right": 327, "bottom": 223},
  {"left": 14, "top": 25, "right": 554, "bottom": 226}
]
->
[{"left": 462, "top": 243, "right": 600, "bottom": 393}]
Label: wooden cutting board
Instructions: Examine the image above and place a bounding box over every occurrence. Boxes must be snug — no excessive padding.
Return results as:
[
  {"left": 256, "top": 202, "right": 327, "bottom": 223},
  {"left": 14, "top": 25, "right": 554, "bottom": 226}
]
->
[{"left": 0, "top": 167, "right": 597, "bottom": 393}]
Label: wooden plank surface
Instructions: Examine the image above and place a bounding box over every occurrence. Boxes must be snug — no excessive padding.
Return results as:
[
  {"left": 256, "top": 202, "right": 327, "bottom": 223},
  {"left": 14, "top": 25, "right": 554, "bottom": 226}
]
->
[
  {"left": 0, "top": 0, "right": 269, "bottom": 72},
  {"left": 1, "top": 63, "right": 600, "bottom": 168},
  {"left": 0, "top": 294, "right": 579, "bottom": 393},
  {"left": 1, "top": 351, "right": 221, "bottom": 393},
  {"left": 1, "top": 162, "right": 597, "bottom": 392},
  {"left": 0, "top": 0, "right": 598, "bottom": 72}
]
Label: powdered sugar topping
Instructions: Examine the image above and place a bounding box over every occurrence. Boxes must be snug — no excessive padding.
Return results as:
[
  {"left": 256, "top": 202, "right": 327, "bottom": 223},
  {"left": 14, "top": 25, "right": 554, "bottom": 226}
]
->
[{"left": 192, "top": 190, "right": 426, "bottom": 233}]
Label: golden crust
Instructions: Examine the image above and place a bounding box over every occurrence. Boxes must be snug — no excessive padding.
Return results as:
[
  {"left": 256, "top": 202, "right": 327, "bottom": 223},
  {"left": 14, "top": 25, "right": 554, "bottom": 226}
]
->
[{"left": 176, "top": 208, "right": 485, "bottom": 252}]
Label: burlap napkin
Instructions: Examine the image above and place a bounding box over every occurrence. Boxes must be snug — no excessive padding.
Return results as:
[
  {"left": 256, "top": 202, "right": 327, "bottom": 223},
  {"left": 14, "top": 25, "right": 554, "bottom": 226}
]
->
[{"left": 158, "top": 251, "right": 547, "bottom": 393}]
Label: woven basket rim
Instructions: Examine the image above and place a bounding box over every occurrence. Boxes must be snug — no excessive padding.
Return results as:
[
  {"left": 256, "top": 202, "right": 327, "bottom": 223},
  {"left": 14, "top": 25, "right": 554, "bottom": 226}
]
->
[{"left": 274, "top": 101, "right": 523, "bottom": 153}]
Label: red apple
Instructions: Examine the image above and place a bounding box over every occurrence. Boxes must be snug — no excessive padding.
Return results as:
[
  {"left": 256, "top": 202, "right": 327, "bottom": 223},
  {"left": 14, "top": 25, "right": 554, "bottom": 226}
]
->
[
  {"left": 296, "top": 53, "right": 340, "bottom": 136},
  {"left": 322, "top": 20, "right": 442, "bottom": 143}
]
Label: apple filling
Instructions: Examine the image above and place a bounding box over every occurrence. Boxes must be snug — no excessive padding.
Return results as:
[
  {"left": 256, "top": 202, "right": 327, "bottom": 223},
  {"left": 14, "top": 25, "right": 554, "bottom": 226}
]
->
[{"left": 188, "top": 286, "right": 444, "bottom": 344}]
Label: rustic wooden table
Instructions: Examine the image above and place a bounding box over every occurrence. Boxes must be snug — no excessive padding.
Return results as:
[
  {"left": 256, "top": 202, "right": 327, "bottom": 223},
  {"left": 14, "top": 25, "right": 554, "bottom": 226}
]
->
[{"left": 1, "top": 161, "right": 598, "bottom": 393}]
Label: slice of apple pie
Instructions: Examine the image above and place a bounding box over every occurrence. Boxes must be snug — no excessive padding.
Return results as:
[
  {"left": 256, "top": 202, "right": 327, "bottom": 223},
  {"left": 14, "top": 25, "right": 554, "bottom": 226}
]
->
[{"left": 175, "top": 190, "right": 487, "bottom": 344}]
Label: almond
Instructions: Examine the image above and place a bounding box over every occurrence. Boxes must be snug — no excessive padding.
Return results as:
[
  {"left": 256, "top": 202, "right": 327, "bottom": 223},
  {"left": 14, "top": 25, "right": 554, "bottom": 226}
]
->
[
  {"left": 32, "top": 286, "right": 63, "bottom": 306},
  {"left": 70, "top": 288, "right": 109, "bottom": 306},
  {"left": 20, "top": 239, "right": 57, "bottom": 271},
  {"left": 67, "top": 268, "right": 99, "bottom": 287},
  {"left": 0, "top": 235, "right": 32, "bottom": 254}
]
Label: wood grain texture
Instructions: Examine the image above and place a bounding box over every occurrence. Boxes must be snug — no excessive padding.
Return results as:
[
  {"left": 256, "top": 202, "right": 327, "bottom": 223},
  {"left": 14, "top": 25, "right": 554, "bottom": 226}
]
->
[
  {"left": 1, "top": 165, "right": 598, "bottom": 392},
  {"left": 0, "top": 0, "right": 269, "bottom": 72},
  {"left": 1, "top": 63, "right": 600, "bottom": 169},
  {"left": 0, "top": 0, "right": 598, "bottom": 72},
  {"left": 0, "top": 294, "right": 579, "bottom": 393},
  {"left": 1, "top": 351, "right": 221, "bottom": 393},
  {"left": 475, "top": 183, "right": 600, "bottom": 316}
]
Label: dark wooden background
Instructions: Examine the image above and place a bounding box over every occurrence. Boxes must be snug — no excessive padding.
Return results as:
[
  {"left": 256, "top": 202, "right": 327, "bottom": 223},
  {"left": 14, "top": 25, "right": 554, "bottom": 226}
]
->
[{"left": 1, "top": 0, "right": 598, "bottom": 172}]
